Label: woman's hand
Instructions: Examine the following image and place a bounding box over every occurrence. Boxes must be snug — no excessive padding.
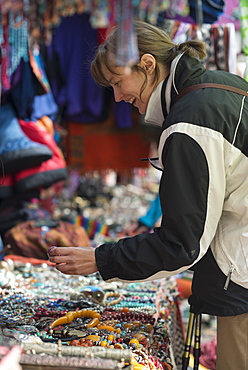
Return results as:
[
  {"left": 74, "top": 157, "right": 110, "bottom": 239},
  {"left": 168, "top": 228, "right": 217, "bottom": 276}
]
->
[{"left": 47, "top": 246, "right": 98, "bottom": 275}]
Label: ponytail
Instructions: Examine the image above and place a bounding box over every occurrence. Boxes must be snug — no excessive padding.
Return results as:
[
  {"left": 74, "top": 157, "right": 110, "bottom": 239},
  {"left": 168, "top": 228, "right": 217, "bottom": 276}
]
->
[{"left": 177, "top": 40, "right": 206, "bottom": 60}]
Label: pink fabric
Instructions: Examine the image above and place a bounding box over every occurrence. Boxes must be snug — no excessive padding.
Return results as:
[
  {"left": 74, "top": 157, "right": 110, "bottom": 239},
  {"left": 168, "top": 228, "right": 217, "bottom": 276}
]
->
[{"left": 200, "top": 337, "right": 217, "bottom": 370}]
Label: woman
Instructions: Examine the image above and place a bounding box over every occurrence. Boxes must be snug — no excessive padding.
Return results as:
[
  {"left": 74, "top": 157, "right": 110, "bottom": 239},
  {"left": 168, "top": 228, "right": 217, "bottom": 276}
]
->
[{"left": 48, "top": 21, "right": 248, "bottom": 369}]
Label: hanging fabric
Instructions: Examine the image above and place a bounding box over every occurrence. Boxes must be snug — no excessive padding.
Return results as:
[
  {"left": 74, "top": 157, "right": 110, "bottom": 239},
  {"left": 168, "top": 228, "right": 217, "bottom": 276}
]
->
[
  {"left": 188, "top": 0, "right": 226, "bottom": 24},
  {"left": 0, "top": 103, "right": 52, "bottom": 174},
  {"left": 46, "top": 12, "right": 108, "bottom": 123},
  {"left": 0, "top": 4, "right": 29, "bottom": 92},
  {"left": 164, "top": 19, "right": 236, "bottom": 73},
  {"left": 14, "top": 118, "right": 67, "bottom": 193}
]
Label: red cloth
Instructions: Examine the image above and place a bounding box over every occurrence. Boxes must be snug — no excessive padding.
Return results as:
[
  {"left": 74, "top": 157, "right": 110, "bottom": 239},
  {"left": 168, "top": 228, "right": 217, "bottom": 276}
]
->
[
  {"left": 176, "top": 278, "right": 192, "bottom": 299},
  {"left": 4, "top": 254, "right": 55, "bottom": 266}
]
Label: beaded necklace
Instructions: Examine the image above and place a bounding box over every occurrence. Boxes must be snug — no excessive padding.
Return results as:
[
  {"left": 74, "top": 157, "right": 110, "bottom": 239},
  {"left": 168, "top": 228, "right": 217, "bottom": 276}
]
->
[{"left": 0, "top": 263, "right": 178, "bottom": 369}]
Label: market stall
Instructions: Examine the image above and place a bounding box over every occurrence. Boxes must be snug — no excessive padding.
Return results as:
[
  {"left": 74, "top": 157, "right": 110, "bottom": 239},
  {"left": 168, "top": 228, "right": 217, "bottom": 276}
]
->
[
  {"left": 0, "top": 253, "right": 183, "bottom": 370},
  {"left": 0, "top": 1, "right": 242, "bottom": 369}
]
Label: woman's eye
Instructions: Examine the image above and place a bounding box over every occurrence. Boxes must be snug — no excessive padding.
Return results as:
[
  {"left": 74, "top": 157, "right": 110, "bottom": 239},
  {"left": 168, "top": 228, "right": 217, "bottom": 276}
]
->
[{"left": 114, "top": 82, "right": 120, "bottom": 87}]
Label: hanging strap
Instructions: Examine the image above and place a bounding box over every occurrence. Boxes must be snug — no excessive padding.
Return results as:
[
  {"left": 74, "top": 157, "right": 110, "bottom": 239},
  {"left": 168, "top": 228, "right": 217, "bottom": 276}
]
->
[{"left": 174, "top": 83, "right": 248, "bottom": 104}]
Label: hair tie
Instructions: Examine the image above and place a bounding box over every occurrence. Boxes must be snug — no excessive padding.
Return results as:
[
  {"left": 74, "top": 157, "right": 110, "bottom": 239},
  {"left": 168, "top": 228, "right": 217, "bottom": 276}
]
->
[{"left": 173, "top": 44, "right": 181, "bottom": 54}]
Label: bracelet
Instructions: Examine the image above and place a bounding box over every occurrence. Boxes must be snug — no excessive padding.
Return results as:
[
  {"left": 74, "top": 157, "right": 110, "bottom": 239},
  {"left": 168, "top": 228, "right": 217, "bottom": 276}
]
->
[{"left": 102, "top": 292, "right": 122, "bottom": 306}]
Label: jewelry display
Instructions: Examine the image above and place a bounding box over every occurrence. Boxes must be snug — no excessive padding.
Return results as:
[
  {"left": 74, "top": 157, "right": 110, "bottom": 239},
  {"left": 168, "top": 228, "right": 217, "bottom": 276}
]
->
[
  {"left": 102, "top": 292, "right": 122, "bottom": 306},
  {"left": 0, "top": 258, "right": 183, "bottom": 369}
]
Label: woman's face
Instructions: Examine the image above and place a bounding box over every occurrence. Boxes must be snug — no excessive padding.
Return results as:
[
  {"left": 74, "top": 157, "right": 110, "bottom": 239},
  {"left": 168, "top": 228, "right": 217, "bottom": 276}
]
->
[{"left": 102, "top": 54, "right": 158, "bottom": 114}]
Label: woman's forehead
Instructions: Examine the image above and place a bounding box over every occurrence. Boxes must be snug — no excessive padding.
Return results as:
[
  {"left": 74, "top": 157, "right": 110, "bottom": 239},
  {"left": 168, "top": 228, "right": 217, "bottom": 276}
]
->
[{"left": 102, "top": 64, "right": 124, "bottom": 81}]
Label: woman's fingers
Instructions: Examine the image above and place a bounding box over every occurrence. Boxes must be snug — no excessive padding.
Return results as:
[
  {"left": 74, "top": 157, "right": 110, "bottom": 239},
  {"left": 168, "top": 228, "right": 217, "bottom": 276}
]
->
[
  {"left": 48, "top": 246, "right": 98, "bottom": 276},
  {"left": 47, "top": 246, "right": 70, "bottom": 256}
]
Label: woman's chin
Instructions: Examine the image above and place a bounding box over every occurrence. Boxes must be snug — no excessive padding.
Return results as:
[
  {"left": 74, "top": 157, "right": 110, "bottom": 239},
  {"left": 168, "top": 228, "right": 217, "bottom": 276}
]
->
[{"left": 137, "top": 105, "right": 146, "bottom": 114}]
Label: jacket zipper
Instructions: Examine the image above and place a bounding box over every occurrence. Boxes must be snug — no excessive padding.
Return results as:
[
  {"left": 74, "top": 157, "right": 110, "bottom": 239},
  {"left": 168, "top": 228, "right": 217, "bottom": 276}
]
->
[{"left": 224, "top": 264, "right": 235, "bottom": 290}]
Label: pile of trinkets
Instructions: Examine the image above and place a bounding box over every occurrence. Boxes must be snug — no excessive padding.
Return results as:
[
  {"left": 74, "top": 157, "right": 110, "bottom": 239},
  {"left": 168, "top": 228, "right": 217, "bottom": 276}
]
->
[
  {"left": 0, "top": 259, "right": 182, "bottom": 369},
  {"left": 0, "top": 169, "right": 184, "bottom": 369},
  {"left": 56, "top": 172, "right": 160, "bottom": 244}
]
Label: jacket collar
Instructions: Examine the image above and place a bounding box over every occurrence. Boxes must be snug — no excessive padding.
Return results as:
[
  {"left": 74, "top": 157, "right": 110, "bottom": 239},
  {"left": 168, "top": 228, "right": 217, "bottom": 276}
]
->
[
  {"left": 144, "top": 53, "right": 184, "bottom": 126},
  {"left": 144, "top": 79, "right": 165, "bottom": 127},
  {"left": 144, "top": 53, "right": 206, "bottom": 126}
]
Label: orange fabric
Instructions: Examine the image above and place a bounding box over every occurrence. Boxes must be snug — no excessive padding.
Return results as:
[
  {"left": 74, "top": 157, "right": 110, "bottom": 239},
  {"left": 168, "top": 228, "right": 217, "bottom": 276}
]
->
[
  {"left": 176, "top": 278, "right": 192, "bottom": 299},
  {"left": 36, "top": 115, "right": 54, "bottom": 136}
]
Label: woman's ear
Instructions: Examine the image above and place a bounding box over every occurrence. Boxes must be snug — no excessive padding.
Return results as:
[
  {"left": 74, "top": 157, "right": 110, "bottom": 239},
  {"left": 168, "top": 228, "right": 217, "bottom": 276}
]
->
[{"left": 139, "top": 53, "right": 156, "bottom": 73}]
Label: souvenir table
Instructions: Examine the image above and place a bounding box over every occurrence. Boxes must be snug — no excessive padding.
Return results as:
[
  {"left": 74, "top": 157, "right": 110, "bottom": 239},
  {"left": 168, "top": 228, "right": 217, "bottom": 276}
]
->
[{"left": 0, "top": 257, "right": 184, "bottom": 370}]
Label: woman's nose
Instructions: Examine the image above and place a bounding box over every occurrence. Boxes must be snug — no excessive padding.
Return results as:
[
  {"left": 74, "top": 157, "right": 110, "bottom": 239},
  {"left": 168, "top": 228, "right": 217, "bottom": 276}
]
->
[{"left": 113, "top": 87, "right": 124, "bottom": 102}]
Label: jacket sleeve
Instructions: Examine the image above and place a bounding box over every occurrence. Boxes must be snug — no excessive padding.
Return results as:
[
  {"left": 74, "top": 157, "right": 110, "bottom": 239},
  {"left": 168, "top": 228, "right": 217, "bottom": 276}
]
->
[{"left": 95, "top": 130, "right": 224, "bottom": 282}]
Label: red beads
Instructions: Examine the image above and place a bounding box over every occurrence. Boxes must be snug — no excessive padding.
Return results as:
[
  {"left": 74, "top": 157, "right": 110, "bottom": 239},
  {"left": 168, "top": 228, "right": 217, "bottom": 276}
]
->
[{"left": 101, "top": 308, "right": 154, "bottom": 324}]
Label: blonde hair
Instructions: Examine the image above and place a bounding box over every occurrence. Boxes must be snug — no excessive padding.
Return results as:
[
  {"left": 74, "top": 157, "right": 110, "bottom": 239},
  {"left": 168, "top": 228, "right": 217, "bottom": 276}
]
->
[{"left": 91, "top": 21, "right": 206, "bottom": 93}]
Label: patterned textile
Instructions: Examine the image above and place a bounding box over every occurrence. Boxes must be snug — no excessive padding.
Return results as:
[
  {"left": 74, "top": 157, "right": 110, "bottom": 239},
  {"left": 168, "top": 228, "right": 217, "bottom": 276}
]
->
[{"left": 3, "top": 220, "right": 91, "bottom": 259}]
